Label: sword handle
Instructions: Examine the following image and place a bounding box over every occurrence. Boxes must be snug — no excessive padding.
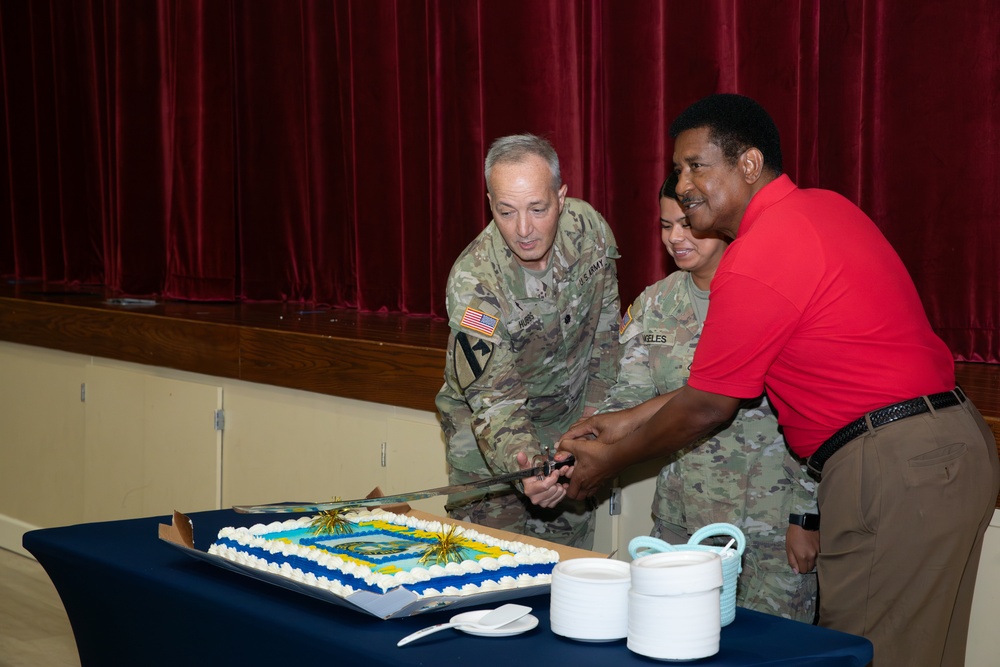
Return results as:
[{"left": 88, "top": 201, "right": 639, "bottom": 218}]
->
[
  {"left": 485, "top": 454, "right": 575, "bottom": 486},
  {"left": 544, "top": 454, "right": 575, "bottom": 476}
]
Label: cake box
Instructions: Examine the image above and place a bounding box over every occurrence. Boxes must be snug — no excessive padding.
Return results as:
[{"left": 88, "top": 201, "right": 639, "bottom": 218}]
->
[{"left": 158, "top": 497, "right": 602, "bottom": 620}]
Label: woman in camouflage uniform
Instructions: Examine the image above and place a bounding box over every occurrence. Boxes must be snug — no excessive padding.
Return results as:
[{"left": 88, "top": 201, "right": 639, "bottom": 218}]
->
[{"left": 598, "top": 173, "right": 818, "bottom": 622}]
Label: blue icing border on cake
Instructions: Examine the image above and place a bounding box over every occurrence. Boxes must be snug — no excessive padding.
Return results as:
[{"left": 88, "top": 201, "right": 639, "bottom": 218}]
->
[{"left": 212, "top": 537, "right": 551, "bottom": 595}]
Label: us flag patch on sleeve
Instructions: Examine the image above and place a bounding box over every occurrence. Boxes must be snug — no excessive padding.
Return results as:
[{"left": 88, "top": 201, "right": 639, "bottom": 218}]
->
[
  {"left": 619, "top": 305, "right": 633, "bottom": 335},
  {"left": 460, "top": 307, "right": 499, "bottom": 337}
]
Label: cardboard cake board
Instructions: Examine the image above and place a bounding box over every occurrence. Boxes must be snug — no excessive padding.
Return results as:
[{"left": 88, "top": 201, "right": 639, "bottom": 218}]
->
[{"left": 158, "top": 492, "right": 602, "bottom": 620}]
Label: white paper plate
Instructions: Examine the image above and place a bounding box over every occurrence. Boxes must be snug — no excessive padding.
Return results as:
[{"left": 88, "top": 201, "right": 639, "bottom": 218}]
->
[
  {"left": 553, "top": 557, "right": 630, "bottom": 582},
  {"left": 450, "top": 609, "right": 539, "bottom": 637}
]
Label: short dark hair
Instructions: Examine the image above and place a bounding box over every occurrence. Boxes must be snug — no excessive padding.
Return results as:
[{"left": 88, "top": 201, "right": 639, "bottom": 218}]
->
[
  {"left": 669, "top": 94, "right": 783, "bottom": 175},
  {"left": 659, "top": 172, "right": 680, "bottom": 202}
]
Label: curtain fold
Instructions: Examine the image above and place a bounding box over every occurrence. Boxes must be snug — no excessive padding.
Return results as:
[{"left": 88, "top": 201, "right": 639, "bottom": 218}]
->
[
  {"left": 160, "top": 0, "right": 236, "bottom": 301},
  {"left": 0, "top": 0, "right": 996, "bottom": 361}
]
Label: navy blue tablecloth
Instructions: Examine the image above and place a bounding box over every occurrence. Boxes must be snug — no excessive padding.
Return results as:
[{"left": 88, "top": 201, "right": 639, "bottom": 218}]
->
[{"left": 24, "top": 509, "right": 872, "bottom": 667}]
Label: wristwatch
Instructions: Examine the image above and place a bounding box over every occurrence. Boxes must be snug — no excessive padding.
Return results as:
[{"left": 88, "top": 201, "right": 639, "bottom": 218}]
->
[{"left": 789, "top": 513, "right": 820, "bottom": 531}]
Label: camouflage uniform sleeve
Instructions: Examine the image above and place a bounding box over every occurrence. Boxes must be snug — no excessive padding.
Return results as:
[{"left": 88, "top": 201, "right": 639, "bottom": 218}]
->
[
  {"left": 439, "top": 253, "right": 544, "bottom": 475},
  {"left": 584, "top": 214, "right": 622, "bottom": 410},
  {"left": 434, "top": 230, "right": 544, "bottom": 476},
  {"left": 786, "top": 458, "right": 819, "bottom": 514},
  {"left": 461, "top": 325, "right": 544, "bottom": 475},
  {"left": 596, "top": 289, "right": 660, "bottom": 414}
]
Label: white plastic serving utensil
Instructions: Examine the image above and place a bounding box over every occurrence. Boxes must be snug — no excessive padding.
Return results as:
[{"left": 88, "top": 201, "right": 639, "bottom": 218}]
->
[{"left": 396, "top": 604, "right": 533, "bottom": 647}]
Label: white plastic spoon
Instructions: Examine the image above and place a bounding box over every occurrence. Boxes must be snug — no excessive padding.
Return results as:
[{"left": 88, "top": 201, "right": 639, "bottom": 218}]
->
[{"left": 396, "top": 603, "right": 533, "bottom": 647}]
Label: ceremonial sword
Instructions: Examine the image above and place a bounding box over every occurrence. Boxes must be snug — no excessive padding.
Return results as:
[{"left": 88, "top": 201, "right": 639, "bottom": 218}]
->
[{"left": 232, "top": 455, "right": 575, "bottom": 514}]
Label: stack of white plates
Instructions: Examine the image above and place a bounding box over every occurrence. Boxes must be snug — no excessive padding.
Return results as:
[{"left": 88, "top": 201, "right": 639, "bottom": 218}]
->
[
  {"left": 549, "top": 558, "right": 630, "bottom": 641},
  {"left": 627, "top": 550, "right": 723, "bottom": 660}
]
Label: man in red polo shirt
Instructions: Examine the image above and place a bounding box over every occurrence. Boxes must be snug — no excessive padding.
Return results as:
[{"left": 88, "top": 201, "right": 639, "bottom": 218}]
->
[{"left": 559, "top": 94, "right": 999, "bottom": 666}]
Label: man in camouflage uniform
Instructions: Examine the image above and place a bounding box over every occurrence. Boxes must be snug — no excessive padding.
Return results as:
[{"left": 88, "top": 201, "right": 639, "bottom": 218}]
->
[
  {"left": 596, "top": 173, "right": 817, "bottom": 621},
  {"left": 435, "top": 134, "right": 620, "bottom": 549}
]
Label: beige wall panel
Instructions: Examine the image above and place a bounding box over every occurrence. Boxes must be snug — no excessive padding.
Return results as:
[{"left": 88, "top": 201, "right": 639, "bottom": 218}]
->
[
  {"left": 384, "top": 408, "right": 448, "bottom": 515},
  {"left": 967, "top": 510, "right": 1000, "bottom": 664},
  {"left": 82, "top": 364, "right": 221, "bottom": 522},
  {"left": 0, "top": 343, "right": 87, "bottom": 528},
  {"left": 141, "top": 374, "right": 222, "bottom": 515},
  {"left": 220, "top": 381, "right": 389, "bottom": 507},
  {"left": 613, "top": 460, "right": 662, "bottom": 555},
  {"left": 82, "top": 365, "right": 143, "bottom": 521},
  {"left": 591, "top": 493, "right": 616, "bottom": 555}
]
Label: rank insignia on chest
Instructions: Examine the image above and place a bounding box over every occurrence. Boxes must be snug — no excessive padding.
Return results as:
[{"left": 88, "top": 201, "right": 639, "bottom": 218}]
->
[{"left": 460, "top": 306, "right": 499, "bottom": 337}]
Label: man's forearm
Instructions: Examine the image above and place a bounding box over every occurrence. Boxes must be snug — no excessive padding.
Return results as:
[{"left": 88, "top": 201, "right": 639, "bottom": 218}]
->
[
  {"left": 607, "top": 386, "right": 736, "bottom": 471},
  {"left": 560, "top": 385, "right": 742, "bottom": 499}
]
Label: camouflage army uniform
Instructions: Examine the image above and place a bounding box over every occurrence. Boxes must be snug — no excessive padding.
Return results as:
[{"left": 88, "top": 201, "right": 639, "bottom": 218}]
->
[
  {"left": 600, "top": 270, "right": 818, "bottom": 621},
  {"left": 435, "top": 198, "right": 620, "bottom": 549}
]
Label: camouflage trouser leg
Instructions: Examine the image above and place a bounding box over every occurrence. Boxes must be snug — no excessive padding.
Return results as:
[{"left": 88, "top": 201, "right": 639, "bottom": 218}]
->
[
  {"left": 737, "top": 540, "right": 817, "bottom": 624},
  {"left": 445, "top": 467, "right": 595, "bottom": 549},
  {"left": 652, "top": 519, "right": 817, "bottom": 623},
  {"left": 650, "top": 517, "right": 689, "bottom": 545}
]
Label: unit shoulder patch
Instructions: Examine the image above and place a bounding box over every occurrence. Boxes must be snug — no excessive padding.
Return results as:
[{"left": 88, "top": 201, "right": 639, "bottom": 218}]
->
[{"left": 454, "top": 332, "right": 495, "bottom": 390}]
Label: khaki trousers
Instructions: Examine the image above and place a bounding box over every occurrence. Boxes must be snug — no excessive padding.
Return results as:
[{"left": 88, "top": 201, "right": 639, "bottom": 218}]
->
[{"left": 817, "top": 398, "right": 999, "bottom": 666}]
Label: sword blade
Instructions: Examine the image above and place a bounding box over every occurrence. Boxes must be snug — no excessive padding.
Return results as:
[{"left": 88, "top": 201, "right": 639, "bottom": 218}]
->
[{"left": 232, "top": 455, "right": 574, "bottom": 514}]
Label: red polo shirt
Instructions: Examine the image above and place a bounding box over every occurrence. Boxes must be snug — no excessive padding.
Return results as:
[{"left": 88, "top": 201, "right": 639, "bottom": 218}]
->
[{"left": 688, "top": 175, "right": 954, "bottom": 457}]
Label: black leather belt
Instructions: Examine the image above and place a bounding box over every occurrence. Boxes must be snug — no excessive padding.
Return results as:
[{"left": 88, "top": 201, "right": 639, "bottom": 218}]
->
[{"left": 806, "top": 387, "right": 967, "bottom": 478}]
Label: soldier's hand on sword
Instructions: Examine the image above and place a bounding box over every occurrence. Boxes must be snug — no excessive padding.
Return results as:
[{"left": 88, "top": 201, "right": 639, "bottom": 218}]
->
[{"left": 518, "top": 452, "right": 570, "bottom": 508}]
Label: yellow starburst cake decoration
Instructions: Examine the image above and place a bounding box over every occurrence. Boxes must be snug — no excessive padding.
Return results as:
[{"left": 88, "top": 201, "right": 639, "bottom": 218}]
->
[
  {"left": 418, "top": 524, "right": 474, "bottom": 566},
  {"left": 308, "top": 500, "right": 354, "bottom": 536}
]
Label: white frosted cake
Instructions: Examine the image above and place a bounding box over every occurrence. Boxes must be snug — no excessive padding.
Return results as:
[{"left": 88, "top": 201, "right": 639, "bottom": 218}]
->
[{"left": 208, "top": 509, "right": 559, "bottom": 599}]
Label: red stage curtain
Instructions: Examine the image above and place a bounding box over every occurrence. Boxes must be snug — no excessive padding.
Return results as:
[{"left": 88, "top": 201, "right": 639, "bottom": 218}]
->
[{"left": 0, "top": 0, "right": 996, "bottom": 361}]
